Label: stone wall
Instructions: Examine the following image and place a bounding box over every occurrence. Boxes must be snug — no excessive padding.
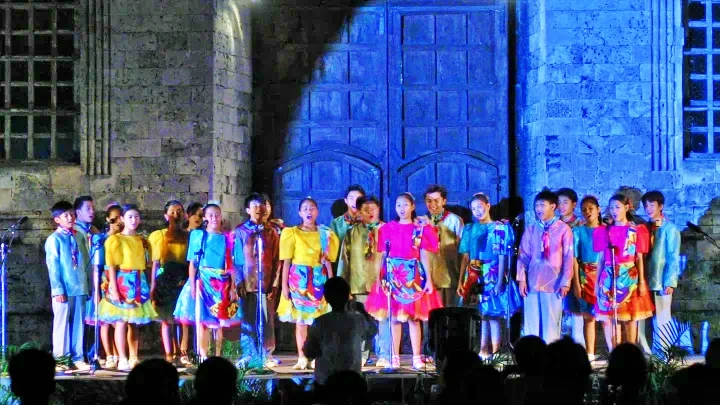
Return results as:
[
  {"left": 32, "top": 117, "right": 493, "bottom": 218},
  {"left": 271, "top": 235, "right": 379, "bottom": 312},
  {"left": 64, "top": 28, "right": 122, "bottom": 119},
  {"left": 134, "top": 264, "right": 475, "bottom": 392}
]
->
[
  {"left": 212, "top": 0, "right": 253, "bottom": 226},
  {"left": 0, "top": 0, "right": 252, "bottom": 349}
]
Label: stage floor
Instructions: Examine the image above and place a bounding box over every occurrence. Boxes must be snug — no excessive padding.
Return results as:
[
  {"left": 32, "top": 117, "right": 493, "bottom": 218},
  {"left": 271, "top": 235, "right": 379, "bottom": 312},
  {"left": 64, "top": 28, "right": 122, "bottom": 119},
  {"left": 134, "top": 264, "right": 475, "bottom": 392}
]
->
[
  {"left": 54, "top": 354, "right": 439, "bottom": 381},
  {"left": 53, "top": 353, "right": 707, "bottom": 381}
]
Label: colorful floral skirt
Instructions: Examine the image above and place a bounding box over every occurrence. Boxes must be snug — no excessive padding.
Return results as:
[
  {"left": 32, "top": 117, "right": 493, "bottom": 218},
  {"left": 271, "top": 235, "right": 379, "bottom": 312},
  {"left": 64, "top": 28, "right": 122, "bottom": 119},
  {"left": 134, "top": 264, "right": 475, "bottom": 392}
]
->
[
  {"left": 365, "top": 257, "right": 443, "bottom": 322},
  {"left": 152, "top": 261, "right": 189, "bottom": 321},
  {"left": 85, "top": 269, "right": 108, "bottom": 325},
  {"left": 174, "top": 266, "right": 241, "bottom": 328},
  {"left": 565, "top": 262, "right": 598, "bottom": 316},
  {"left": 98, "top": 269, "right": 158, "bottom": 325},
  {"left": 473, "top": 262, "right": 522, "bottom": 318},
  {"left": 277, "top": 264, "right": 329, "bottom": 325},
  {"left": 595, "top": 261, "right": 654, "bottom": 322}
]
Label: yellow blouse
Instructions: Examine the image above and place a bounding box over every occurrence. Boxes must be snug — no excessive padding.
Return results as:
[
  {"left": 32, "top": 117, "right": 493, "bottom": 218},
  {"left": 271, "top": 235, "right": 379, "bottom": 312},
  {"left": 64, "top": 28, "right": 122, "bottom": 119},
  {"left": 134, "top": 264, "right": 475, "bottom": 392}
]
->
[
  {"left": 279, "top": 226, "right": 339, "bottom": 267},
  {"left": 105, "top": 234, "right": 149, "bottom": 270},
  {"left": 148, "top": 229, "right": 188, "bottom": 264}
]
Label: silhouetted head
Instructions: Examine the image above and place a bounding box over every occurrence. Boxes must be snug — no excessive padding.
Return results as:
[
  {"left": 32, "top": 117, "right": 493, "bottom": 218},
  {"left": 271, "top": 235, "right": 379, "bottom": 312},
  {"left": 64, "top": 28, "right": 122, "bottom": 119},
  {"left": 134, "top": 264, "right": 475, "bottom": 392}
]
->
[
  {"left": 607, "top": 343, "right": 647, "bottom": 396},
  {"left": 706, "top": 337, "right": 720, "bottom": 369},
  {"left": 195, "top": 357, "right": 237, "bottom": 404},
  {"left": 324, "top": 276, "right": 351, "bottom": 311},
  {"left": 9, "top": 349, "right": 56, "bottom": 403},
  {"left": 544, "top": 337, "right": 591, "bottom": 404},
  {"left": 514, "top": 335, "right": 547, "bottom": 376},
  {"left": 322, "top": 370, "right": 369, "bottom": 405},
  {"left": 439, "top": 352, "right": 503, "bottom": 405},
  {"left": 126, "top": 359, "right": 179, "bottom": 405}
]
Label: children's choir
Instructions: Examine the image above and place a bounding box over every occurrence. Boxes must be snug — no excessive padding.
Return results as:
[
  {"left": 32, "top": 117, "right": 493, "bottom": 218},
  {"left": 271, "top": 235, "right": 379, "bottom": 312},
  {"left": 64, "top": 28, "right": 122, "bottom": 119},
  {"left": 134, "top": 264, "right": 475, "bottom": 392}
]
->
[{"left": 44, "top": 184, "right": 681, "bottom": 372}]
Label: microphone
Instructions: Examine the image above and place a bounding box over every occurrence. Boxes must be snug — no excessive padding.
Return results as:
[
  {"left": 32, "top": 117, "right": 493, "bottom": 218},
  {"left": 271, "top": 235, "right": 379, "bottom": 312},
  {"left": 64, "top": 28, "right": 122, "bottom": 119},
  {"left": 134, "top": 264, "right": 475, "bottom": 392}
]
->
[
  {"left": 602, "top": 217, "right": 613, "bottom": 226},
  {"left": 200, "top": 220, "right": 208, "bottom": 229},
  {"left": 512, "top": 214, "right": 523, "bottom": 225},
  {"left": 385, "top": 240, "right": 390, "bottom": 254},
  {"left": 687, "top": 222, "right": 710, "bottom": 238}
]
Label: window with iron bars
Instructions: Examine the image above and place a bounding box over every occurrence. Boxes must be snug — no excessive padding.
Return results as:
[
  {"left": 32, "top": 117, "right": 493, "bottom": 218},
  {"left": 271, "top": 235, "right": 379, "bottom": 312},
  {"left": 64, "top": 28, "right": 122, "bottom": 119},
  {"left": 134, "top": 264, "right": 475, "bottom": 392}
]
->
[
  {"left": 0, "top": 0, "right": 78, "bottom": 162},
  {"left": 684, "top": 0, "right": 720, "bottom": 155}
]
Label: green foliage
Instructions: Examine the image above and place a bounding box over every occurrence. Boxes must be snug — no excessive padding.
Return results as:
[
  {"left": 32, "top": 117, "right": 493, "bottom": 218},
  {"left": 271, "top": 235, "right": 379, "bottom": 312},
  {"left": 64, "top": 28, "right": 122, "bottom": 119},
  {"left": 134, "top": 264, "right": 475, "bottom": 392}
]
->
[{"left": 643, "top": 318, "right": 692, "bottom": 404}]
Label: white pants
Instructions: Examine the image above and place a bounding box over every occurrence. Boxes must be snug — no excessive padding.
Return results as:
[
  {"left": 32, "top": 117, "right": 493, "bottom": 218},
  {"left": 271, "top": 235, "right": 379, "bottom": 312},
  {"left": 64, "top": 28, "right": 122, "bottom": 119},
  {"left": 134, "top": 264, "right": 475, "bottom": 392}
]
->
[
  {"left": 52, "top": 295, "right": 86, "bottom": 362},
  {"left": 570, "top": 314, "right": 585, "bottom": 348},
  {"left": 523, "top": 291, "right": 563, "bottom": 344},
  {"left": 638, "top": 293, "right": 672, "bottom": 353}
]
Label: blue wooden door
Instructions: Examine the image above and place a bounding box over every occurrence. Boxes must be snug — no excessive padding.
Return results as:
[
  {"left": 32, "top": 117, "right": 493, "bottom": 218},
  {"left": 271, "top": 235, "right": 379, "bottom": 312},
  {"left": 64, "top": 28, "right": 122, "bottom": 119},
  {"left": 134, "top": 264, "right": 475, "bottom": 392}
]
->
[
  {"left": 261, "top": 3, "right": 388, "bottom": 226},
  {"left": 388, "top": 2, "right": 508, "bottom": 217}
]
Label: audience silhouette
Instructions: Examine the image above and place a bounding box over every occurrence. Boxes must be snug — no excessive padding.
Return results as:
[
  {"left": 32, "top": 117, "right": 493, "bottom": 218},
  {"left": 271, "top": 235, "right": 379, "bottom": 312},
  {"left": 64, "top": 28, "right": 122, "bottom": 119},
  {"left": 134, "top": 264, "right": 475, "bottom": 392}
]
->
[
  {"left": 123, "top": 358, "right": 180, "bottom": 405},
  {"left": 9, "top": 349, "right": 56, "bottom": 405},
  {"left": 190, "top": 356, "right": 238, "bottom": 405}
]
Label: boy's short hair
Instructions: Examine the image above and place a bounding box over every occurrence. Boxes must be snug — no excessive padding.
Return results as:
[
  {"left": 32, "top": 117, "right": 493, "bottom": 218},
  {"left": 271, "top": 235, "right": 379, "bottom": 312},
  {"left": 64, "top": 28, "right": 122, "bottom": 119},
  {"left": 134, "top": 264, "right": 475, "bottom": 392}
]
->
[
  {"left": 324, "top": 277, "right": 350, "bottom": 309},
  {"left": 534, "top": 189, "right": 559, "bottom": 206},
  {"left": 424, "top": 184, "right": 448, "bottom": 199},
  {"left": 244, "top": 193, "right": 267, "bottom": 209},
  {"left": 345, "top": 184, "right": 366, "bottom": 197},
  {"left": 556, "top": 188, "right": 578, "bottom": 203},
  {"left": 356, "top": 195, "right": 380, "bottom": 210},
  {"left": 641, "top": 190, "right": 665, "bottom": 207},
  {"left": 73, "top": 195, "right": 93, "bottom": 211},
  {"left": 51, "top": 201, "right": 74, "bottom": 219}
]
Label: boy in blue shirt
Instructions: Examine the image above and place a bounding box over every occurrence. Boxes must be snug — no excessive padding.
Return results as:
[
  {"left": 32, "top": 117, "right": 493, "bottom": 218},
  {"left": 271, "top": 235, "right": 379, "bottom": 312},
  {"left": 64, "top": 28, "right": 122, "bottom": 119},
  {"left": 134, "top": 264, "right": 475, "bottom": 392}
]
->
[{"left": 45, "top": 201, "right": 90, "bottom": 372}]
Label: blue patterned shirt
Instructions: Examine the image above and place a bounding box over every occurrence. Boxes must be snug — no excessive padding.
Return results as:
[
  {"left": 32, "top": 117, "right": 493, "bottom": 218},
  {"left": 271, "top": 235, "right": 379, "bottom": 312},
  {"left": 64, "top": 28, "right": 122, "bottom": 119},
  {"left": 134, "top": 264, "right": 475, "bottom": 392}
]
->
[{"left": 45, "top": 228, "right": 90, "bottom": 297}]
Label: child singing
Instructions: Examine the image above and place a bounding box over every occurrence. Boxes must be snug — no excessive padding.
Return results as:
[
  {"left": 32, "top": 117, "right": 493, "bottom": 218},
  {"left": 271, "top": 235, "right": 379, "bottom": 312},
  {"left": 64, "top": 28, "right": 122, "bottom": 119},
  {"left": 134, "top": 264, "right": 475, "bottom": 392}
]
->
[
  {"left": 572, "top": 196, "right": 603, "bottom": 359},
  {"left": 337, "top": 195, "right": 390, "bottom": 367},
  {"left": 457, "top": 193, "right": 521, "bottom": 358},
  {"left": 641, "top": 190, "right": 681, "bottom": 354},
  {"left": 86, "top": 204, "right": 123, "bottom": 369},
  {"left": 365, "top": 192, "right": 442, "bottom": 370},
  {"left": 517, "top": 189, "right": 573, "bottom": 344},
  {"left": 149, "top": 200, "right": 189, "bottom": 364},
  {"left": 277, "top": 197, "right": 339, "bottom": 370},
  {"left": 593, "top": 194, "right": 654, "bottom": 349},
  {"left": 234, "top": 193, "right": 280, "bottom": 368},
  {"left": 99, "top": 204, "right": 158, "bottom": 371},
  {"left": 46, "top": 201, "right": 91, "bottom": 372},
  {"left": 174, "top": 203, "right": 242, "bottom": 359}
]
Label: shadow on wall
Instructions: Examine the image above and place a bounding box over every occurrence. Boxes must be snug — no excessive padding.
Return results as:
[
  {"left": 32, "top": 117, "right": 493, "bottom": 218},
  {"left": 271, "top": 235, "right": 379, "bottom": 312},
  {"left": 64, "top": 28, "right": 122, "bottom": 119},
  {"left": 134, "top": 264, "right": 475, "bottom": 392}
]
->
[
  {"left": 250, "top": 1, "right": 372, "bottom": 193},
  {"left": 677, "top": 196, "right": 720, "bottom": 349}
]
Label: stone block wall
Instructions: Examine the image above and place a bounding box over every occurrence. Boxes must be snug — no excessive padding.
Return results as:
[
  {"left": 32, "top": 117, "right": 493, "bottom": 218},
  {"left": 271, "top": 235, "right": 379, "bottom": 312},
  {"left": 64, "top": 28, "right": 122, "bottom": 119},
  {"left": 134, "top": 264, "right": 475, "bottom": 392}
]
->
[
  {"left": 0, "top": 0, "right": 252, "bottom": 349},
  {"left": 212, "top": 0, "right": 253, "bottom": 226}
]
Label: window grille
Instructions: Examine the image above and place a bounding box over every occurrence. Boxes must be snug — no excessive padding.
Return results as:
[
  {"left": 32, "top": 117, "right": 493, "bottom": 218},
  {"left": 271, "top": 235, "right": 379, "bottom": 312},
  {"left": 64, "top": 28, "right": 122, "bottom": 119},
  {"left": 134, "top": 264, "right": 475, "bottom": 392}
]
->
[
  {"left": 684, "top": 0, "right": 720, "bottom": 154},
  {"left": 0, "top": 0, "right": 78, "bottom": 161}
]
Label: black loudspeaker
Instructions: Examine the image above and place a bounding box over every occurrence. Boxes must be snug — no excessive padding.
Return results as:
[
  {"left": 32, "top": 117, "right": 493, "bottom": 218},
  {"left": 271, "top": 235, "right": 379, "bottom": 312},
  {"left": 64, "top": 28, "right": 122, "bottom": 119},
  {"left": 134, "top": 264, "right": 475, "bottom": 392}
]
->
[{"left": 429, "top": 307, "right": 482, "bottom": 365}]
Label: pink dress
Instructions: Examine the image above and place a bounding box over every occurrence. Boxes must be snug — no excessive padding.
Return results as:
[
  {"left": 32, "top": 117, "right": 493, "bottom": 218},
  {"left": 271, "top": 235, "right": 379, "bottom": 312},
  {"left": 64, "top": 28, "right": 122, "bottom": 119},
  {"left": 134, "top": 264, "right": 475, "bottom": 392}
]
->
[{"left": 365, "top": 221, "right": 444, "bottom": 322}]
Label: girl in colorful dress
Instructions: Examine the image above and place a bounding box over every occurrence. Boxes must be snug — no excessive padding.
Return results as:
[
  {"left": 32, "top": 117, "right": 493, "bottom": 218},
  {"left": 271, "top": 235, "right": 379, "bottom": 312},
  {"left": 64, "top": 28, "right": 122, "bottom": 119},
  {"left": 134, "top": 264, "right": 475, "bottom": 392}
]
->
[
  {"left": 572, "top": 196, "right": 603, "bottom": 359},
  {"left": 593, "top": 194, "right": 654, "bottom": 349},
  {"left": 365, "top": 192, "right": 443, "bottom": 370},
  {"left": 85, "top": 204, "right": 123, "bottom": 369},
  {"left": 177, "top": 202, "right": 204, "bottom": 363},
  {"left": 149, "top": 200, "right": 189, "bottom": 364},
  {"left": 99, "top": 205, "right": 158, "bottom": 371},
  {"left": 174, "top": 203, "right": 241, "bottom": 359},
  {"left": 456, "top": 193, "right": 521, "bottom": 358},
  {"left": 277, "top": 197, "right": 339, "bottom": 370}
]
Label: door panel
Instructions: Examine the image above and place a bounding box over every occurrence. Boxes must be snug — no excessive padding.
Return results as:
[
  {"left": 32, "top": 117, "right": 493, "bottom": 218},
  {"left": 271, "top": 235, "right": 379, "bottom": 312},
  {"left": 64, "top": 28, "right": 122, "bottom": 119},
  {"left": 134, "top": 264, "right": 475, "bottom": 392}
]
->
[
  {"left": 388, "top": 3, "right": 508, "bottom": 216},
  {"left": 262, "top": 4, "right": 389, "bottom": 223}
]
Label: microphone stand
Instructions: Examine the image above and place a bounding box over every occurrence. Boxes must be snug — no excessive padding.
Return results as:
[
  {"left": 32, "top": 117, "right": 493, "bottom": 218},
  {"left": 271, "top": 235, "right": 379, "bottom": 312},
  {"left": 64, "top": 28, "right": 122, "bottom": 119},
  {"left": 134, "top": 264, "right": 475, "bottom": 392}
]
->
[
  {"left": 194, "top": 228, "right": 209, "bottom": 365},
  {"left": 606, "top": 224, "right": 619, "bottom": 349},
  {"left": 384, "top": 241, "right": 395, "bottom": 370},
  {"left": 89, "top": 236, "right": 104, "bottom": 373},
  {"left": 0, "top": 223, "right": 21, "bottom": 361},
  {"left": 255, "top": 230, "right": 267, "bottom": 370}
]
